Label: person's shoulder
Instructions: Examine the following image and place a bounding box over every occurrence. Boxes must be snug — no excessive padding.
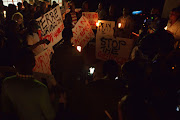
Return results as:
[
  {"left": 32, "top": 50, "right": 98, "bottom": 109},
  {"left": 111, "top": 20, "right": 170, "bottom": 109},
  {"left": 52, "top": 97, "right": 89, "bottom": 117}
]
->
[{"left": 3, "top": 75, "right": 17, "bottom": 84}]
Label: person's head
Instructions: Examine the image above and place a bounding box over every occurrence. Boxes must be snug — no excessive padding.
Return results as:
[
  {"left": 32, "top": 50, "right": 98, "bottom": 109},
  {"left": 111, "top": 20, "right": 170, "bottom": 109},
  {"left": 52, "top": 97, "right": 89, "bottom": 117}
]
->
[
  {"left": 62, "top": 27, "right": 73, "bottom": 45},
  {"left": 82, "top": 1, "right": 89, "bottom": 12},
  {"left": 103, "top": 60, "right": 119, "bottom": 80},
  {"left": 109, "top": 4, "right": 116, "bottom": 16},
  {"left": 14, "top": 48, "right": 35, "bottom": 75},
  {"left": 40, "top": 2, "right": 46, "bottom": 12},
  {"left": 53, "top": 1, "right": 57, "bottom": 5},
  {"left": 23, "top": 1, "right": 28, "bottom": 9},
  {"left": 169, "top": 7, "right": 180, "bottom": 22},
  {"left": 12, "top": 12, "right": 23, "bottom": 25},
  {"left": 36, "top": 6, "right": 40, "bottom": 12},
  {"left": 123, "top": 8, "right": 129, "bottom": 17},
  {"left": 98, "top": 2, "right": 103, "bottom": 10},
  {"left": 69, "top": 1, "right": 75, "bottom": 12},
  {"left": 28, "top": 19, "right": 39, "bottom": 34},
  {"left": 17, "top": 2, "right": 22, "bottom": 10}
]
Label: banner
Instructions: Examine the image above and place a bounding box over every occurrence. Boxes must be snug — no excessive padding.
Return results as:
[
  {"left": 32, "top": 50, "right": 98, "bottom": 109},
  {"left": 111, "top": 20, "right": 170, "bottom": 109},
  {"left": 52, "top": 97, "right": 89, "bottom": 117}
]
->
[
  {"left": 96, "top": 36, "right": 134, "bottom": 65},
  {"left": 71, "top": 16, "right": 95, "bottom": 49},
  {"left": 96, "top": 20, "right": 115, "bottom": 37},
  {"left": 36, "top": 6, "right": 64, "bottom": 48},
  {"left": 33, "top": 48, "right": 53, "bottom": 75},
  {"left": 82, "top": 12, "right": 98, "bottom": 29}
]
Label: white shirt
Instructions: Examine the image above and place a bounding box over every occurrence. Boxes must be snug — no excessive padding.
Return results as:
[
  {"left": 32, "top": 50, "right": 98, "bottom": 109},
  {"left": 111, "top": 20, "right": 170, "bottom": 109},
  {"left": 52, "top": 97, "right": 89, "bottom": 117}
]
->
[
  {"left": 167, "top": 19, "right": 180, "bottom": 40},
  {"left": 27, "top": 33, "right": 44, "bottom": 55}
]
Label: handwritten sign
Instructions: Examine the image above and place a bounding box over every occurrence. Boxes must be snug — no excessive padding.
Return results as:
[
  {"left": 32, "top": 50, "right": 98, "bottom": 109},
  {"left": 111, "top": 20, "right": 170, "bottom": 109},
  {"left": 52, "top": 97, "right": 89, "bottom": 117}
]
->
[
  {"left": 82, "top": 12, "right": 98, "bottom": 29},
  {"left": 36, "top": 6, "right": 64, "bottom": 48},
  {"left": 71, "top": 16, "right": 95, "bottom": 49},
  {"left": 33, "top": 48, "right": 53, "bottom": 74},
  {"left": 96, "top": 36, "right": 134, "bottom": 65},
  {"left": 96, "top": 20, "right": 115, "bottom": 37}
]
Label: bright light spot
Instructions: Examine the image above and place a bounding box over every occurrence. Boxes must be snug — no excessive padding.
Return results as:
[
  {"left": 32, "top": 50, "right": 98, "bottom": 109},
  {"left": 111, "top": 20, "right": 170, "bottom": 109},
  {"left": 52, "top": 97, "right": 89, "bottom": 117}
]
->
[
  {"left": 172, "top": 66, "right": 175, "bottom": 70},
  {"left": 89, "top": 67, "right": 95, "bottom": 74},
  {"left": 164, "top": 26, "right": 167, "bottom": 30},
  {"left": 115, "top": 77, "right": 118, "bottom": 80},
  {"left": 118, "top": 23, "right": 121, "bottom": 28},
  {"left": 77, "top": 46, "right": 81, "bottom": 52},
  {"left": 176, "top": 106, "right": 179, "bottom": 111},
  {"left": 132, "top": 11, "right": 142, "bottom": 15},
  {"left": 96, "top": 22, "right": 100, "bottom": 27},
  {"left": 3, "top": 11, "right": 6, "bottom": 18}
]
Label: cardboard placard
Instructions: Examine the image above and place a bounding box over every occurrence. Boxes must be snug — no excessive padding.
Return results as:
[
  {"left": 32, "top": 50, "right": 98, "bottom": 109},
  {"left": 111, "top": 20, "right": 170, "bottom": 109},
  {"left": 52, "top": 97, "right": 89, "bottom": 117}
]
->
[
  {"left": 82, "top": 12, "right": 98, "bottom": 29},
  {"left": 71, "top": 16, "right": 95, "bottom": 49},
  {"left": 96, "top": 36, "right": 134, "bottom": 65},
  {"left": 33, "top": 48, "right": 53, "bottom": 75},
  {"left": 36, "top": 6, "right": 64, "bottom": 48},
  {"left": 96, "top": 20, "right": 115, "bottom": 37}
]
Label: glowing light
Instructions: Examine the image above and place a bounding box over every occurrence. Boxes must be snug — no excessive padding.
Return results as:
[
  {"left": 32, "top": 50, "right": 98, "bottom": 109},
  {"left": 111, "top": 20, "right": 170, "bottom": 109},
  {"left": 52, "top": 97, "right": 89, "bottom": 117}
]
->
[
  {"left": 164, "top": 26, "right": 167, "bottom": 30},
  {"left": 3, "top": 11, "right": 6, "bottom": 18},
  {"left": 132, "top": 11, "right": 142, "bottom": 15},
  {"left": 115, "top": 77, "right": 118, "bottom": 80},
  {"left": 89, "top": 67, "right": 95, "bottom": 75},
  {"left": 172, "top": 66, "right": 175, "bottom": 70},
  {"left": 118, "top": 23, "right": 121, "bottom": 28},
  {"left": 77, "top": 46, "right": 81, "bottom": 52},
  {"left": 96, "top": 21, "right": 100, "bottom": 27}
]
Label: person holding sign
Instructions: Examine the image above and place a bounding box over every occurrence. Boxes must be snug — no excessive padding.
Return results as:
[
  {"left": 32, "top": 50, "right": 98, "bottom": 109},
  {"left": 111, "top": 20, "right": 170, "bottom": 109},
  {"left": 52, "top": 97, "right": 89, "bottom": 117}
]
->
[
  {"left": 26, "top": 20, "right": 49, "bottom": 55},
  {"left": 114, "top": 8, "right": 134, "bottom": 38}
]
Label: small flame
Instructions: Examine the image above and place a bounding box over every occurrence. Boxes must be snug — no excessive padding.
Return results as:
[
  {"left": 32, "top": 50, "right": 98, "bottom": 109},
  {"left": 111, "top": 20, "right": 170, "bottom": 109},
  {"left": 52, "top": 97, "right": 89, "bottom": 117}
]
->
[
  {"left": 118, "top": 23, "right": 121, "bottom": 28},
  {"left": 164, "top": 26, "right": 167, "bottom": 30},
  {"left": 3, "top": 11, "right": 6, "bottom": 18},
  {"left": 96, "top": 22, "right": 100, "bottom": 27}
]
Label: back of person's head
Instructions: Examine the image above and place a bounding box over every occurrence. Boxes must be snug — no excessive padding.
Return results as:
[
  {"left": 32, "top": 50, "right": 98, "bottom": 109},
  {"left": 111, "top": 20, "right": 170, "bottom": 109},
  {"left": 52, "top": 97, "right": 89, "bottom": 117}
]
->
[
  {"left": 14, "top": 48, "right": 35, "bottom": 74},
  {"left": 27, "top": 19, "right": 38, "bottom": 35},
  {"left": 82, "top": 1, "right": 88, "bottom": 11},
  {"left": 17, "top": 2, "right": 22, "bottom": 7},
  {"left": 103, "top": 60, "right": 119, "bottom": 80},
  {"left": 69, "top": 1, "right": 75, "bottom": 11},
  {"left": 23, "top": 1, "right": 28, "bottom": 8},
  {"left": 40, "top": 2, "right": 46, "bottom": 10},
  {"left": 12, "top": 12, "right": 23, "bottom": 25},
  {"left": 53, "top": 1, "right": 57, "bottom": 5},
  {"left": 62, "top": 27, "right": 73, "bottom": 45},
  {"left": 7, "top": 4, "right": 17, "bottom": 21}
]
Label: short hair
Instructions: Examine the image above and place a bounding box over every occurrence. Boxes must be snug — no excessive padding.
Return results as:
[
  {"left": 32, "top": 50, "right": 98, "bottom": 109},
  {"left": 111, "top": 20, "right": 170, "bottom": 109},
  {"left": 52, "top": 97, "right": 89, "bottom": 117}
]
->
[{"left": 17, "top": 2, "right": 22, "bottom": 6}]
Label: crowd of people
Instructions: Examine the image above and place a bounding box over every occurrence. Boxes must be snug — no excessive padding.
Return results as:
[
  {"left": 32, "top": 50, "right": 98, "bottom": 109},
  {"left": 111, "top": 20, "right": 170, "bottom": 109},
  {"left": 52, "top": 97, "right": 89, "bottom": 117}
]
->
[{"left": 0, "top": 0, "right": 180, "bottom": 120}]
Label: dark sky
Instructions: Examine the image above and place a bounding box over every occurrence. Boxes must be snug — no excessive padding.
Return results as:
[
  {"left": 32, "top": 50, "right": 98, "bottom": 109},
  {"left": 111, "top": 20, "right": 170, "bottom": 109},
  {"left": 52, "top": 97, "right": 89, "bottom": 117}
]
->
[{"left": 74, "top": 0, "right": 165, "bottom": 14}]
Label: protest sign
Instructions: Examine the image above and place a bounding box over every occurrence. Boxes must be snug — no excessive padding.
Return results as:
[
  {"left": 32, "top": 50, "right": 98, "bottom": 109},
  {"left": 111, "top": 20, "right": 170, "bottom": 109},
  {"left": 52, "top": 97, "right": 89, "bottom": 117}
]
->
[
  {"left": 71, "top": 16, "right": 95, "bottom": 49},
  {"left": 82, "top": 12, "right": 98, "bottom": 29},
  {"left": 33, "top": 48, "right": 53, "bottom": 75},
  {"left": 96, "top": 20, "right": 115, "bottom": 37},
  {"left": 96, "top": 36, "right": 134, "bottom": 65},
  {"left": 36, "top": 6, "right": 64, "bottom": 48}
]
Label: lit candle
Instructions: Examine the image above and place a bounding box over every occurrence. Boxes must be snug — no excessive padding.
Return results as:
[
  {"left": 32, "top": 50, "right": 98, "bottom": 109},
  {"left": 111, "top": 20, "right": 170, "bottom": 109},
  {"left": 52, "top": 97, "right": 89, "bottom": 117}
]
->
[
  {"left": 77, "top": 46, "right": 81, "bottom": 52},
  {"left": 96, "top": 22, "right": 100, "bottom": 27},
  {"left": 118, "top": 23, "right": 121, "bottom": 28},
  {"left": 3, "top": 11, "right": 6, "bottom": 18},
  {"left": 164, "top": 26, "right": 167, "bottom": 30}
]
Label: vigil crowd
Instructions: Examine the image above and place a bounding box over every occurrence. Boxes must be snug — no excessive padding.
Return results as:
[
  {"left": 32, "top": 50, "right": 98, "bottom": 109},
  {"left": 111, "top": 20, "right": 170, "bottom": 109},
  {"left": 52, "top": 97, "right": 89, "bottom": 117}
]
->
[{"left": 0, "top": 0, "right": 180, "bottom": 120}]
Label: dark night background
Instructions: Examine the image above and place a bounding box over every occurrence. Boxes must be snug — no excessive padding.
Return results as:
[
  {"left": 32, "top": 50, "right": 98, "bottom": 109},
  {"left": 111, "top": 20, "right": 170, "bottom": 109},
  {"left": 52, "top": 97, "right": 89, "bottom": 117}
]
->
[{"left": 73, "top": 0, "right": 165, "bottom": 15}]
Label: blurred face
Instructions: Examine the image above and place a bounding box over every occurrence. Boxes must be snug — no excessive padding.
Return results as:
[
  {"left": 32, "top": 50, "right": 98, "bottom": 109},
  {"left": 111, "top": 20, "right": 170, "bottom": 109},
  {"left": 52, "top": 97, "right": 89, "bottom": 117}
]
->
[
  {"left": 169, "top": 11, "right": 180, "bottom": 22},
  {"left": 98, "top": 3, "right": 102, "bottom": 10},
  {"left": 17, "top": 18, "right": 23, "bottom": 25}
]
